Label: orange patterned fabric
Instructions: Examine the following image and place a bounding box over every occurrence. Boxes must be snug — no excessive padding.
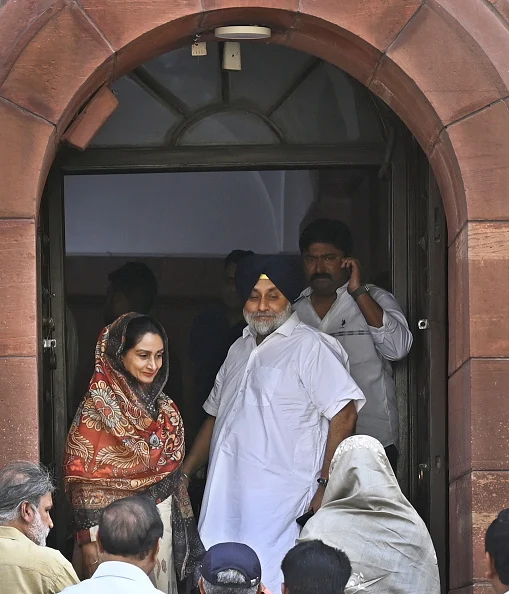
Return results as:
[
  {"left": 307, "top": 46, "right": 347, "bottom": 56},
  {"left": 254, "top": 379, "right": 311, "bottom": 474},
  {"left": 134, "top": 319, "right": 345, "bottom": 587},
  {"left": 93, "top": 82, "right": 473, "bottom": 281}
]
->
[
  {"left": 63, "top": 314, "right": 204, "bottom": 580},
  {"left": 63, "top": 313, "right": 186, "bottom": 533},
  {"left": 64, "top": 312, "right": 184, "bottom": 495}
]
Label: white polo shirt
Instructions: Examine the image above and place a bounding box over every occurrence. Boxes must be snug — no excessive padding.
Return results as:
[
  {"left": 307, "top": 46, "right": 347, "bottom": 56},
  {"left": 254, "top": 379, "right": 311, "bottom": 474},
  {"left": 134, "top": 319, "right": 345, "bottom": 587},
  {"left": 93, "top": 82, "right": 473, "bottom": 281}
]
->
[{"left": 294, "top": 283, "right": 413, "bottom": 447}]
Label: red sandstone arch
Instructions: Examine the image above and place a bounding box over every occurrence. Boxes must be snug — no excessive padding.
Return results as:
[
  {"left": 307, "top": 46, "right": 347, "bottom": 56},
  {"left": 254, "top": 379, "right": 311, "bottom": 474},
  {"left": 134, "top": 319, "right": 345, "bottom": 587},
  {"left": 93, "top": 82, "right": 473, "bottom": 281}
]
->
[{"left": 1, "top": 1, "right": 509, "bottom": 590}]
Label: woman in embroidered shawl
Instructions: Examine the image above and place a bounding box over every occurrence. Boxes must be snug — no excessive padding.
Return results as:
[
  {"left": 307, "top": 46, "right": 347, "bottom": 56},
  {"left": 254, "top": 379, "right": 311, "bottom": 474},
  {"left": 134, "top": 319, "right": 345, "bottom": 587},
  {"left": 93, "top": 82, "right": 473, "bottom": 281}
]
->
[
  {"left": 63, "top": 313, "right": 204, "bottom": 592},
  {"left": 299, "top": 435, "right": 440, "bottom": 594}
]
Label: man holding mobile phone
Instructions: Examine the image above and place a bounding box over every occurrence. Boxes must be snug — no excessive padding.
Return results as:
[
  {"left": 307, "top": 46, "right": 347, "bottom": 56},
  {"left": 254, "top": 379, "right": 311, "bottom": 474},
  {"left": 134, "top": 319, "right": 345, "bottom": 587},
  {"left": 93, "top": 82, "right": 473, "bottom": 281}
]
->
[{"left": 294, "top": 219, "right": 413, "bottom": 472}]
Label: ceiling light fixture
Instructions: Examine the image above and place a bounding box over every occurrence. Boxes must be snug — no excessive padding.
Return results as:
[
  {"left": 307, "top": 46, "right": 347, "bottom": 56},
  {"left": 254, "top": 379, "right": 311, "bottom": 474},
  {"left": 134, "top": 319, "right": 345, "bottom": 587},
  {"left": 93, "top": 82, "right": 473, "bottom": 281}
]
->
[{"left": 214, "top": 26, "right": 272, "bottom": 40}]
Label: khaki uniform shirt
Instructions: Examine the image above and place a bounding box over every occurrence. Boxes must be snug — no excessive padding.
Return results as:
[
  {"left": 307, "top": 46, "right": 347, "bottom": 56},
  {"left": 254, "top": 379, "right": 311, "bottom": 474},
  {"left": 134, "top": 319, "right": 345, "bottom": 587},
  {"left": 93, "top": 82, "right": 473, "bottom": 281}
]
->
[{"left": 0, "top": 526, "right": 79, "bottom": 594}]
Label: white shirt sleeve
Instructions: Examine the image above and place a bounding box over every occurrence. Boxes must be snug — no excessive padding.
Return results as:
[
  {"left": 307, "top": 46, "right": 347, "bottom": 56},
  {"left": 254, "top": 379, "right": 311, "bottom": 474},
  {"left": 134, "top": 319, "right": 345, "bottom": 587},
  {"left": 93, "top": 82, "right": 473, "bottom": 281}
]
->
[
  {"left": 301, "top": 336, "right": 365, "bottom": 420},
  {"left": 366, "top": 287, "right": 413, "bottom": 361},
  {"left": 202, "top": 359, "right": 226, "bottom": 418}
]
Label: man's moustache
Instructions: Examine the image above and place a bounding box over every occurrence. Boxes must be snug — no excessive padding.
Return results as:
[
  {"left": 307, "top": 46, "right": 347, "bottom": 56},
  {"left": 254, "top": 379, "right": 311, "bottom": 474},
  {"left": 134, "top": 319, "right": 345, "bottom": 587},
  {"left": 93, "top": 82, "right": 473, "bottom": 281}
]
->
[{"left": 310, "top": 274, "right": 332, "bottom": 281}]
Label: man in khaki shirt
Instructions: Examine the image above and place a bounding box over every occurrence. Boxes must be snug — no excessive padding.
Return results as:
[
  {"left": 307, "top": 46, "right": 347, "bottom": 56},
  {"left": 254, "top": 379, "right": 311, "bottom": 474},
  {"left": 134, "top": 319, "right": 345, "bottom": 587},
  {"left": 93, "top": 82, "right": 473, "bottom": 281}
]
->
[{"left": 0, "top": 461, "right": 79, "bottom": 593}]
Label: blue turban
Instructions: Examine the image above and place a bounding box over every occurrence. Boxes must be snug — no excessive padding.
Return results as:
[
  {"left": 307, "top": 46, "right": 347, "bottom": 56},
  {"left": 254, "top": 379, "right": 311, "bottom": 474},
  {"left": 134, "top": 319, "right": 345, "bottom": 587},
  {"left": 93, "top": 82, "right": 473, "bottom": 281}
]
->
[{"left": 235, "top": 254, "right": 305, "bottom": 305}]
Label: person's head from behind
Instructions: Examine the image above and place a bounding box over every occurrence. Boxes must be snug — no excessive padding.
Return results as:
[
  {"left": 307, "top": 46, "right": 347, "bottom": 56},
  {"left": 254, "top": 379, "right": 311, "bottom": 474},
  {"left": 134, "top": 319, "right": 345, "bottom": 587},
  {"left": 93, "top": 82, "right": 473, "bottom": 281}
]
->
[
  {"left": 120, "top": 315, "right": 166, "bottom": 386},
  {"left": 299, "top": 218, "right": 353, "bottom": 297},
  {"left": 199, "top": 542, "right": 263, "bottom": 594},
  {"left": 485, "top": 508, "right": 509, "bottom": 593},
  {"left": 97, "top": 495, "right": 163, "bottom": 575},
  {"left": 0, "top": 461, "right": 55, "bottom": 546},
  {"left": 222, "top": 250, "right": 255, "bottom": 310},
  {"left": 281, "top": 540, "right": 351, "bottom": 594},
  {"left": 105, "top": 262, "right": 158, "bottom": 325}
]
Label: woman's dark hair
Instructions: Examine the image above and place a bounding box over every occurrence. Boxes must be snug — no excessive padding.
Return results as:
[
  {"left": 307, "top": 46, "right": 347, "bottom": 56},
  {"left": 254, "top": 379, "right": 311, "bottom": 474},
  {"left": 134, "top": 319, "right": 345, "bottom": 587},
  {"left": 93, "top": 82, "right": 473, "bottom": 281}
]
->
[
  {"left": 123, "top": 316, "right": 165, "bottom": 353},
  {"left": 99, "top": 495, "right": 163, "bottom": 560},
  {"left": 486, "top": 508, "right": 509, "bottom": 585},
  {"left": 299, "top": 219, "right": 353, "bottom": 256},
  {"left": 281, "top": 540, "right": 351, "bottom": 594}
]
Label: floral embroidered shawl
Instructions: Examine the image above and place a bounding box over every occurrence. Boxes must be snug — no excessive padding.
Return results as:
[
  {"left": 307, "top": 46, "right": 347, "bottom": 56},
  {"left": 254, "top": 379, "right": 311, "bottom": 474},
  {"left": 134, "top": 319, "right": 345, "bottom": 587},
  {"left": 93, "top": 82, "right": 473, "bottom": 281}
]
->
[{"left": 63, "top": 312, "right": 204, "bottom": 580}]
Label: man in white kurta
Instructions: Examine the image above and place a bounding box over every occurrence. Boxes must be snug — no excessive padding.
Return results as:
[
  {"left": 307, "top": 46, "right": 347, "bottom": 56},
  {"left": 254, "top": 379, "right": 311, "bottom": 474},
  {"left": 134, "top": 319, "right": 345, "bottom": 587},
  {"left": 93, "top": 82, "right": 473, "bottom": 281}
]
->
[{"left": 182, "top": 255, "right": 365, "bottom": 594}]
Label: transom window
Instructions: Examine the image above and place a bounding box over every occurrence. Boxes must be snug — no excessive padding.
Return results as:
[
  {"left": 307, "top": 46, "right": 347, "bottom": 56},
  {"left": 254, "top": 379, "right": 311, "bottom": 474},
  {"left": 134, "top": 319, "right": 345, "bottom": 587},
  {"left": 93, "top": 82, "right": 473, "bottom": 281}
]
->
[{"left": 90, "top": 43, "right": 387, "bottom": 148}]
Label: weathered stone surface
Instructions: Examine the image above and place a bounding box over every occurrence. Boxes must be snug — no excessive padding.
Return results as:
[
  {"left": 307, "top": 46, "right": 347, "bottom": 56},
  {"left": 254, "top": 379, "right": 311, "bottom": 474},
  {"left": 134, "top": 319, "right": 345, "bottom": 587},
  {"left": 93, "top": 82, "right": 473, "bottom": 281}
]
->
[
  {"left": 0, "top": 3, "right": 113, "bottom": 130},
  {"left": 0, "top": 357, "right": 39, "bottom": 466},
  {"left": 0, "top": 220, "right": 37, "bottom": 357},
  {"left": 0, "top": 98, "right": 55, "bottom": 218}
]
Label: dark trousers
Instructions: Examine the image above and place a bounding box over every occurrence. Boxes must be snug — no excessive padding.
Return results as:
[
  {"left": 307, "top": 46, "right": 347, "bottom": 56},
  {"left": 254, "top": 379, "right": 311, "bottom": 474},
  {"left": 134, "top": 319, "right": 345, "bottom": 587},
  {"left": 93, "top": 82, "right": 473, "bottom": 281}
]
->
[{"left": 385, "top": 444, "right": 399, "bottom": 474}]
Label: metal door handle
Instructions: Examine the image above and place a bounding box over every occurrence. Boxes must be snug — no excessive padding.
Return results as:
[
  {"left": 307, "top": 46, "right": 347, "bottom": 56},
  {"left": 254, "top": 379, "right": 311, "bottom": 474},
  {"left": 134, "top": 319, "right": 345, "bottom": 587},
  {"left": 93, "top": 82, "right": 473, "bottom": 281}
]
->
[{"left": 418, "top": 462, "right": 428, "bottom": 483}]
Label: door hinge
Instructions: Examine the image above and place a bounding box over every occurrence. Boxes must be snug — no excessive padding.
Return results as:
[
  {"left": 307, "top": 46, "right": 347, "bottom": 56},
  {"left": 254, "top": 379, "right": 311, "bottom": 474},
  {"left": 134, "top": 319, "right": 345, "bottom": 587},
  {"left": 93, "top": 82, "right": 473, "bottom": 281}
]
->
[{"left": 43, "top": 338, "right": 57, "bottom": 349}]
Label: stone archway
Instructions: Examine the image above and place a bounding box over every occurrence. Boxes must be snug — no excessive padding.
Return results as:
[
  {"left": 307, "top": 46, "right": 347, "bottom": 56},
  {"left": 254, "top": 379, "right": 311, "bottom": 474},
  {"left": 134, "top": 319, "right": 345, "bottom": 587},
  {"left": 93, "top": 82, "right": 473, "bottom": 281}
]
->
[{"left": 1, "top": 1, "right": 509, "bottom": 590}]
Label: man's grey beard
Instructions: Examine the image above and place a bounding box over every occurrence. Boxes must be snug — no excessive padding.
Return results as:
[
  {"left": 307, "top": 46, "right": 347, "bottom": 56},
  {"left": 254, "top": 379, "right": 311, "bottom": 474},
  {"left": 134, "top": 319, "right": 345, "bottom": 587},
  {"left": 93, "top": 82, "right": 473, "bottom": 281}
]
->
[
  {"left": 244, "top": 302, "right": 292, "bottom": 336},
  {"left": 27, "top": 508, "right": 50, "bottom": 546}
]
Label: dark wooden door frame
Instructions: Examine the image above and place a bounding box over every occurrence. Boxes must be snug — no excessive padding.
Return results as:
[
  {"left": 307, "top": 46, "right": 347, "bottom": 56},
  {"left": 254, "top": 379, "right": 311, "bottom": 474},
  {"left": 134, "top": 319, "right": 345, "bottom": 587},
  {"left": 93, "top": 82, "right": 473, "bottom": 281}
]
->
[{"left": 44, "top": 136, "right": 448, "bottom": 585}]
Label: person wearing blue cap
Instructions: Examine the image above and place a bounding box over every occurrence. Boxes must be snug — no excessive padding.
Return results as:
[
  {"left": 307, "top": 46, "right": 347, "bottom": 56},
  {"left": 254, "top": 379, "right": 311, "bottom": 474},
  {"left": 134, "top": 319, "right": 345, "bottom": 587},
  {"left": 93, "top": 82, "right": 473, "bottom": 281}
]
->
[
  {"left": 182, "top": 254, "right": 365, "bottom": 593},
  {"left": 199, "top": 542, "right": 265, "bottom": 594}
]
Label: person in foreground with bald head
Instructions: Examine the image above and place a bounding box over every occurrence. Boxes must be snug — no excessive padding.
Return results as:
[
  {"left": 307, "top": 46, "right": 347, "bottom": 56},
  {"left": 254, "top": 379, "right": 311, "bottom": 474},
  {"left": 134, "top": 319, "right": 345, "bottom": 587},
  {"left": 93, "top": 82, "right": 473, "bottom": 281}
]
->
[
  {"left": 182, "top": 254, "right": 365, "bottom": 594},
  {"left": 61, "top": 495, "right": 165, "bottom": 594}
]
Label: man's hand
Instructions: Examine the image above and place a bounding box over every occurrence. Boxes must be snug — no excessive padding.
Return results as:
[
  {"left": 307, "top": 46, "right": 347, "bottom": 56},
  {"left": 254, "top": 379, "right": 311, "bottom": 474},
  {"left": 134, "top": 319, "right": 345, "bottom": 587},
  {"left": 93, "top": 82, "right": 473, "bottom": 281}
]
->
[
  {"left": 308, "top": 485, "right": 326, "bottom": 513},
  {"left": 341, "top": 257, "right": 362, "bottom": 293}
]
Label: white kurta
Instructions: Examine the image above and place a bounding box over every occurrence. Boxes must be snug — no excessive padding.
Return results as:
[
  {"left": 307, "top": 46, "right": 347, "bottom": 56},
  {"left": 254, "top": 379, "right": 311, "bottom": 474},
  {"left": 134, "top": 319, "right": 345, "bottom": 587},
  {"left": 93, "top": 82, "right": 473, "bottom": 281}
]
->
[
  {"left": 199, "top": 313, "right": 365, "bottom": 593},
  {"left": 294, "top": 283, "right": 413, "bottom": 447}
]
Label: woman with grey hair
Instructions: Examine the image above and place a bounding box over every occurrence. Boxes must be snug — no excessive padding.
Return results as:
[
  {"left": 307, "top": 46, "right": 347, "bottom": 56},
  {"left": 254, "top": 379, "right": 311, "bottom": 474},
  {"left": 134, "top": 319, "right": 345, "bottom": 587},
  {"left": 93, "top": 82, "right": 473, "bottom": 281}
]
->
[{"left": 299, "top": 435, "right": 440, "bottom": 593}]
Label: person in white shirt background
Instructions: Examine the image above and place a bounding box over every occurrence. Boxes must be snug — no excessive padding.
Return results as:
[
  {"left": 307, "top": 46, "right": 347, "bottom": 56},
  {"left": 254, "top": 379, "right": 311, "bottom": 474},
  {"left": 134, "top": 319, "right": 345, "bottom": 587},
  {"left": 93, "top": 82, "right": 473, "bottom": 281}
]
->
[
  {"left": 294, "top": 218, "right": 413, "bottom": 471},
  {"left": 182, "top": 254, "right": 365, "bottom": 594},
  {"left": 485, "top": 509, "right": 509, "bottom": 594},
  {"left": 61, "top": 495, "right": 166, "bottom": 594}
]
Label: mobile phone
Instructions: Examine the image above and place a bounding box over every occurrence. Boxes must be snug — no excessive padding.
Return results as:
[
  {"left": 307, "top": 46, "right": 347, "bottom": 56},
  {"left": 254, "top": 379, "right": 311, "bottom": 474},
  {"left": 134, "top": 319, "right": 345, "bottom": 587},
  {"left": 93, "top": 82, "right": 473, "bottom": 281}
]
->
[{"left": 296, "top": 510, "right": 314, "bottom": 527}]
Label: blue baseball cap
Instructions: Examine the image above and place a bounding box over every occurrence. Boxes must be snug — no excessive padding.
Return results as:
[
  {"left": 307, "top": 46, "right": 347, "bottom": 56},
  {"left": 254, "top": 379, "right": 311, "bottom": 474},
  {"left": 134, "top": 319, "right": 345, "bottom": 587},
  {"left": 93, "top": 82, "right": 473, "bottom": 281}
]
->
[{"left": 201, "top": 542, "right": 262, "bottom": 588}]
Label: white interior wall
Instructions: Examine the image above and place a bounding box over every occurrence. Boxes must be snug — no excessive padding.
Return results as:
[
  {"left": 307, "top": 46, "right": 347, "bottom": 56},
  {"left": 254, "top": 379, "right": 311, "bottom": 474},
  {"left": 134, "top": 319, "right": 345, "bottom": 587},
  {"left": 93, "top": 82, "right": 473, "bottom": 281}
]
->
[{"left": 64, "top": 170, "right": 316, "bottom": 256}]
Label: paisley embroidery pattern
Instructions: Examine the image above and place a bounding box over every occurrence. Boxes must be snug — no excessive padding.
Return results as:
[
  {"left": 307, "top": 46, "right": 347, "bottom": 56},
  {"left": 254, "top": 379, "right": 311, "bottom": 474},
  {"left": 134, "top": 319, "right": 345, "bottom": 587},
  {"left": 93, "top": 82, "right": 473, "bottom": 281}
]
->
[{"left": 62, "top": 313, "right": 205, "bottom": 581}]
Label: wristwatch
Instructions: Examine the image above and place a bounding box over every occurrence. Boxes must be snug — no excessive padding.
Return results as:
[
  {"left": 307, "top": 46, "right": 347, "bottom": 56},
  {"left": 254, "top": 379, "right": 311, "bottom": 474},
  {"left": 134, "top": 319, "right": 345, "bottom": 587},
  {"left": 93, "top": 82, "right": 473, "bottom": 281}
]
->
[
  {"left": 317, "top": 477, "right": 329, "bottom": 488},
  {"left": 349, "top": 284, "right": 370, "bottom": 301}
]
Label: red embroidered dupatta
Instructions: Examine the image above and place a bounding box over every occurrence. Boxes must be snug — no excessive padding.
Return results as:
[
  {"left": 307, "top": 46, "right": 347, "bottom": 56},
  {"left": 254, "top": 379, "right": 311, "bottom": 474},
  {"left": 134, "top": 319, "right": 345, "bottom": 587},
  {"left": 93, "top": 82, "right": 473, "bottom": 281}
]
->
[{"left": 63, "top": 313, "right": 203, "bottom": 579}]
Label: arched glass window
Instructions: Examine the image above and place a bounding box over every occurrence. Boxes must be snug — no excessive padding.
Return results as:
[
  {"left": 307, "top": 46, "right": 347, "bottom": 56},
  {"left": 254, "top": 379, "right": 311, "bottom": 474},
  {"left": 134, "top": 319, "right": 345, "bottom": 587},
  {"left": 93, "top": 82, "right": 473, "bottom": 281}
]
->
[{"left": 90, "top": 43, "right": 386, "bottom": 148}]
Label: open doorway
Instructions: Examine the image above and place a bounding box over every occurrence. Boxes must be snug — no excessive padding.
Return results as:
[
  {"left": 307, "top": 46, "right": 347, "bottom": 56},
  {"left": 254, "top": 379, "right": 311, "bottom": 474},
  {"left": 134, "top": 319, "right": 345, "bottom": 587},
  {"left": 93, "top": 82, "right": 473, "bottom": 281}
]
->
[
  {"left": 38, "top": 40, "right": 448, "bottom": 590},
  {"left": 64, "top": 167, "right": 391, "bottom": 441}
]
